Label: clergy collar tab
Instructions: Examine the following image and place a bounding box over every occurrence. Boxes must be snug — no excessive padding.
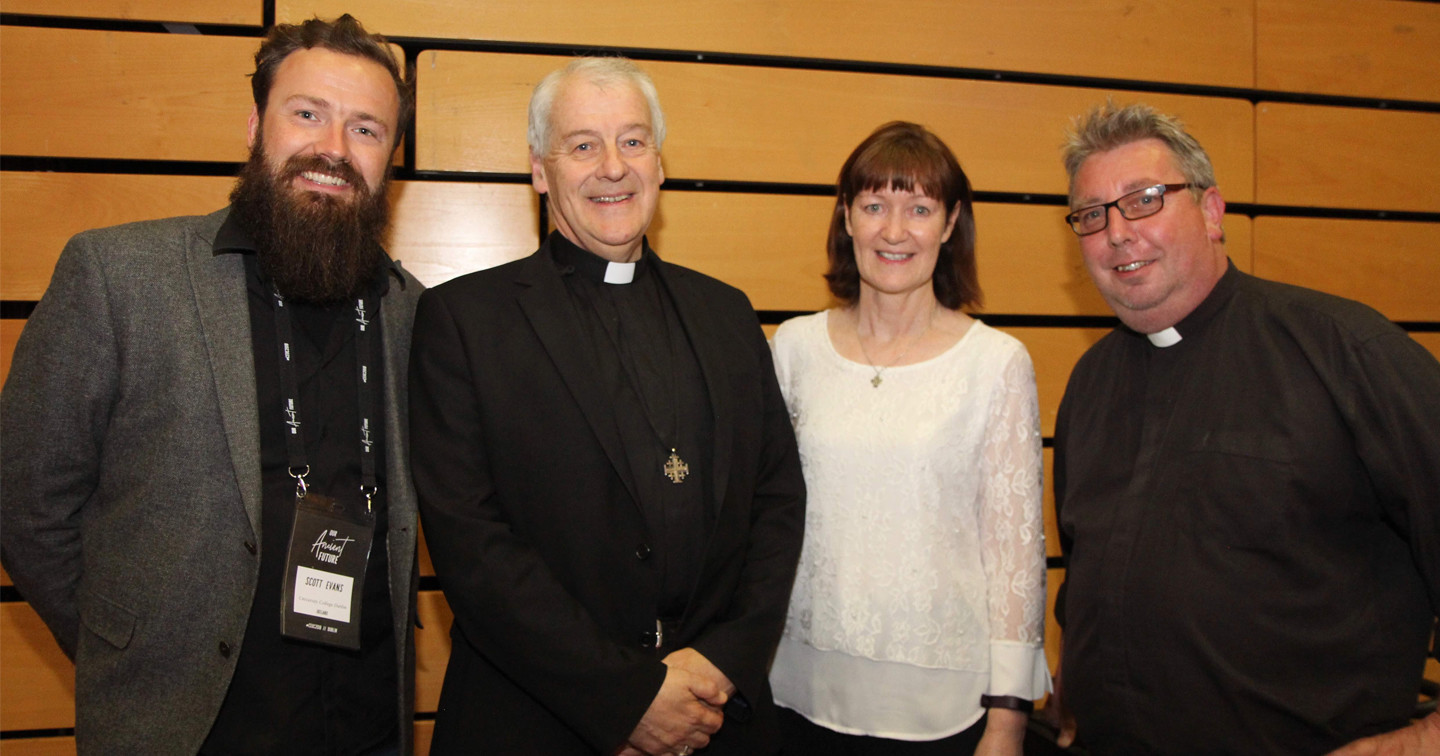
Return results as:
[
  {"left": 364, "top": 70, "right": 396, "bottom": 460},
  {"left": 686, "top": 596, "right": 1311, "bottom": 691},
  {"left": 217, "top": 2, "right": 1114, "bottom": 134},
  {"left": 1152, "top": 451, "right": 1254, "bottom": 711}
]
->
[
  {"left": 1146, "top": 327, "right": 1183, "bottom": 347},
  {"left": 550, "top": 230, "right": 648, "bottom": 285},
  {"left": 604, "top": 261, "right": 637, "bottom": 284}
]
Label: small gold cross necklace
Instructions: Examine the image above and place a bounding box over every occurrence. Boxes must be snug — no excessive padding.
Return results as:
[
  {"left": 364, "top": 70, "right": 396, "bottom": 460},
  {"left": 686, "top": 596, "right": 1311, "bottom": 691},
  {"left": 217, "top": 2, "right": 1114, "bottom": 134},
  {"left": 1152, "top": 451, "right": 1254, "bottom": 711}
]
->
[{"left": 856, "top": 311, "right": 934, "bottom": 388}]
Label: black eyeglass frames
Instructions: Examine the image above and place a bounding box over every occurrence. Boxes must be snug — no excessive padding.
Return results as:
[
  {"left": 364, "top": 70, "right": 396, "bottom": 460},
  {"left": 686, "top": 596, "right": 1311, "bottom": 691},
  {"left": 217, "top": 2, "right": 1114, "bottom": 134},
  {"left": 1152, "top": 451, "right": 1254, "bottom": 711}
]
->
[{"left": 1066, "top": 183, "right": 1196, "bottom": 236}]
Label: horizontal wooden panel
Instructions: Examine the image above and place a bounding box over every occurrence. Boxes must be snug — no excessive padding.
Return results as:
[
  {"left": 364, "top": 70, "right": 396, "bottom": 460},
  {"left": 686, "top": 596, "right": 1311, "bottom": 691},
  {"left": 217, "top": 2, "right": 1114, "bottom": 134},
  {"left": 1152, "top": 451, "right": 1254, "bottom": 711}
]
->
[
  {"left": 997, "top": 327, "right": 1110, "bottom": 439},
  {"left": 0, "top": 603, "right": 75, "bottom": 731},
  {"left": 0, "top": 0, "right": 260, "bottom": 25},
  {"left": 651, "top": 192, "right": 833, "bottom": 312},
  {"left": 1256, "top": 103, "right": 1440, "bottom": 212},
  {"left": 285, "top": 0, "right": 1253, "bottom": 88},
  {"left": 0, "top": 27, "right": 256, "bottom": 162},
  {"left": 1223, "top": 214, "right": 1254, "bottom": 275},
  {"left": 389, "top": 182, "right": 539, "bottom": 288},
  {"left": 1, "top": 173, "right": 236, "bottom": 300},
  {"left": 0, "top": 735, "right": 77, "bottom": 756},
  {"left": 0, "top": 173, "right": 538, "bottom": 300},
  {"left": 1253, "top": 218, "right": 1440, "bottom": 322},
  {"left": 2, "top": 319, "right": 23, "bottom": 390},
  {"left": 415, "top": 719, "right": 435, "bottom": 756},
  {"left": 974, "top": 204, "right": 1103, "bottom": 316},
  {"left": 1256, "top": 0, "right": 1440, "bottom": 102},
  {"left": 415, "top": 589, "right": 452, "bottom": 714},
  {"left": 417, "top": 51, "right": 1256, "bottom": 200}
]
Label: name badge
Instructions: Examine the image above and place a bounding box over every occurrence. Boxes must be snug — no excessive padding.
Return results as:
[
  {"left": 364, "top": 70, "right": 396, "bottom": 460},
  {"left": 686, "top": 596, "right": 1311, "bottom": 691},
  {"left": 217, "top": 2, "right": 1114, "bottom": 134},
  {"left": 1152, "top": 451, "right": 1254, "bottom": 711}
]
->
[{"left": 280, "top": 492, "right": 375, "bottom": 651}]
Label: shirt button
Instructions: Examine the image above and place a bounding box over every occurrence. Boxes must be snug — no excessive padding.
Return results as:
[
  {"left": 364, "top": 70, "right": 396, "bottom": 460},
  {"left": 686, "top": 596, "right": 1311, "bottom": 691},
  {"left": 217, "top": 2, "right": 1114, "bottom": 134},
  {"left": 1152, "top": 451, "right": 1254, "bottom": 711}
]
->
[
  {"left": 244, "top": 541, "right": 257, "bottom": 555},
  {"left": 634, "top": 544, "right": 652, "bottom": 561},
  {"left": 638, "top": 630, "right": 657, "bottom": 648},
  {"left": 218, "top": 641, "right": 232, "bottom": 658}
]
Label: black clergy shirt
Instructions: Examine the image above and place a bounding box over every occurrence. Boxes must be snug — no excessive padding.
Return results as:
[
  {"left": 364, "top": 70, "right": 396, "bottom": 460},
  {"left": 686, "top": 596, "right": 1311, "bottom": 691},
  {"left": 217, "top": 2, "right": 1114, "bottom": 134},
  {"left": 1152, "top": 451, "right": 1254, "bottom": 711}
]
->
[
  {"left": 552, "top": 232, "right": 715, "bottom": 620},
  {"left": 1054, "top": 261, "right": 1440, "bottom": 755},
  {"left": 201, "top": 212, "right": 398, "bottom": 755}
]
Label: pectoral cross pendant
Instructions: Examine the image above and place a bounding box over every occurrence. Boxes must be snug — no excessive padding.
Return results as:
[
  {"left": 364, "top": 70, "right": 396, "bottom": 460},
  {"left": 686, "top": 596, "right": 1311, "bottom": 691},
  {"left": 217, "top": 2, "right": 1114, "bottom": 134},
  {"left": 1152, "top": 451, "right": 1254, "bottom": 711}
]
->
[
  {"left": 663, "top": 449, "right": 690, "bottom": 484},
  {"left": 870, "top": 374, "right": 883, "bottom": 388}
]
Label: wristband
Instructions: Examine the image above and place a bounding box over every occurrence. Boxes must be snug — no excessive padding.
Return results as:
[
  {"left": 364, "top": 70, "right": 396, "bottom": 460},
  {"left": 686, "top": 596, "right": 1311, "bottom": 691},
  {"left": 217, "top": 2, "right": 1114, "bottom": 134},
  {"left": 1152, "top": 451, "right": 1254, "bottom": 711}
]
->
[{"left": 980, "top": 694, "right": 1034, "bottom": 713}]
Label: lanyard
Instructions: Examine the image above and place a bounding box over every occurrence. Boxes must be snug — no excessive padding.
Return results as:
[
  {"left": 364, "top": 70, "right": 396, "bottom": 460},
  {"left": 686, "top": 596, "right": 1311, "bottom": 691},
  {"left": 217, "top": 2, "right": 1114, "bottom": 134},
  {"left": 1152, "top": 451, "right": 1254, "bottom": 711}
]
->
[{"left": 271, "top": 289, "right": 381, "bottom": 511}]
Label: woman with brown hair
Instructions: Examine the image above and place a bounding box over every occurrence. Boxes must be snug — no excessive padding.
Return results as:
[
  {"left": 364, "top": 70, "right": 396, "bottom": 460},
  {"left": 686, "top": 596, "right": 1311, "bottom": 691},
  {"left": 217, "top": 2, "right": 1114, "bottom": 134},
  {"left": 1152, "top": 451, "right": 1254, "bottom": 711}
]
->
[{"left": 768, "top": 121, "right": 1048, "bottom": 755}]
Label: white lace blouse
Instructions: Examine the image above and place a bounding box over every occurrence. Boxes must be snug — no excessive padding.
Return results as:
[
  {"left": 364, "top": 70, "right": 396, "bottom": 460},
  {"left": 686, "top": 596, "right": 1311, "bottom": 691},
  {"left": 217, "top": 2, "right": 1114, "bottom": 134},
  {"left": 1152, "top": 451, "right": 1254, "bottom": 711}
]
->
[{"left": 768, "top": 311, "right": 1049, "bottom": 740}]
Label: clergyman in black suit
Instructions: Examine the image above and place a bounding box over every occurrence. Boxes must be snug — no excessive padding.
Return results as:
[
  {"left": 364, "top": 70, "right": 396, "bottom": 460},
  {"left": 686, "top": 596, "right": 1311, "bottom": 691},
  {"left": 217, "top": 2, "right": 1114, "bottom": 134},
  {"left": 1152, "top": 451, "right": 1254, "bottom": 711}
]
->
[{"left": 409, "top": 56, "right": 806, "bottom": 756}]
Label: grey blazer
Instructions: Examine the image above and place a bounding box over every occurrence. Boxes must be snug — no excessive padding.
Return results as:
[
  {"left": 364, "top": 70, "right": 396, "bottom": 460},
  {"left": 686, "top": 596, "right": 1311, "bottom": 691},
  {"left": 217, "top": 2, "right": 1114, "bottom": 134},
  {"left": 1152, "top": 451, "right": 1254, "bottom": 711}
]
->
[{"left": 0, "top": 208, "right": 421, "bottom": 754}]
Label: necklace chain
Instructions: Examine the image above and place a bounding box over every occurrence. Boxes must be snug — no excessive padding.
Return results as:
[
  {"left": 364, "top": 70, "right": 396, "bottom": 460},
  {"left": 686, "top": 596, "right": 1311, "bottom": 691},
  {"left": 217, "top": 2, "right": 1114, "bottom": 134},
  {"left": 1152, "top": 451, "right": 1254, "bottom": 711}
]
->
[{"left": 856, "top": 311, "right": 934, "bottom": 388}]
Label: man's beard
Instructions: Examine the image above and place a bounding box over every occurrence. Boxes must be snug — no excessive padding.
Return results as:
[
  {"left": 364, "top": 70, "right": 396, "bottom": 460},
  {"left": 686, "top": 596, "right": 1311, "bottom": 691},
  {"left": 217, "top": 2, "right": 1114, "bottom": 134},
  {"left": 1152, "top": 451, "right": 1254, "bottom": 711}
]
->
[{"left": 229, "top": 137, "right": 390, "bottom": 304}]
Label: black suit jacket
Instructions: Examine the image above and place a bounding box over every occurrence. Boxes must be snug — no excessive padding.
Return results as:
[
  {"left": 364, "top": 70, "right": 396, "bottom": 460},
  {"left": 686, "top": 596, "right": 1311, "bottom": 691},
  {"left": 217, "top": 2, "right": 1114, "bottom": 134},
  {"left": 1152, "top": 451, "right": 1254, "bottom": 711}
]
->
[{"left": 409, "top": 236, "right": 805, "bottom": 754}]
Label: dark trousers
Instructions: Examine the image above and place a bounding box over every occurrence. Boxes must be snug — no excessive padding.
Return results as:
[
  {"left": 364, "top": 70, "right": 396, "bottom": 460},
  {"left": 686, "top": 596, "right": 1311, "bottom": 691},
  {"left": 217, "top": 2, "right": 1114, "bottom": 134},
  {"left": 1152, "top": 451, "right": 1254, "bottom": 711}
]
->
[{"left": 778, "top": 705, "right": 987, "bottom": 756}]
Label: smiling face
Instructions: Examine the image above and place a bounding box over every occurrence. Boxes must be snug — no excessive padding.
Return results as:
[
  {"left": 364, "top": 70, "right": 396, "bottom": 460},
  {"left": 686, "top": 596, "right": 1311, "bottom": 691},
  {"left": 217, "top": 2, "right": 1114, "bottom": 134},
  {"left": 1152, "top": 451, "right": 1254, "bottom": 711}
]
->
[
  {"left": 1072, "top": 138, "right": 1227, "bottom": 333},
  {"left": 845, "top": 186, "right": 958, "bottom": 302},
  {"left": 530, "top": 76, "right": 664, "bottom": 262},
  {"left": 247, "top": 46, "right": 400, "bottom": 199}
]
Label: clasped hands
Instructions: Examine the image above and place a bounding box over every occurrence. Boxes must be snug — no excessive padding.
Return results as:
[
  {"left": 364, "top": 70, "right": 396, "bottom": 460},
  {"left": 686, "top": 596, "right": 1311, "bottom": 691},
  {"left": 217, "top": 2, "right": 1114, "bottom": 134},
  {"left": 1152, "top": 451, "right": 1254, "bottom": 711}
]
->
[{"left": 618, "top": 648, "right": 736, "bottom": 756}]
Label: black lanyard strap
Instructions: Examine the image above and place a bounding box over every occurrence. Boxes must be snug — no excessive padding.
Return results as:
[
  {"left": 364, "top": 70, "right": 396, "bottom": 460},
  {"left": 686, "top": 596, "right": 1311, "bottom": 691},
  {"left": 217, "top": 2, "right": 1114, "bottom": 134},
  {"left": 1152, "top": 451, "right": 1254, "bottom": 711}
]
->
[{"left": 271, "top": 290, "right": 381, "bottom": 509}]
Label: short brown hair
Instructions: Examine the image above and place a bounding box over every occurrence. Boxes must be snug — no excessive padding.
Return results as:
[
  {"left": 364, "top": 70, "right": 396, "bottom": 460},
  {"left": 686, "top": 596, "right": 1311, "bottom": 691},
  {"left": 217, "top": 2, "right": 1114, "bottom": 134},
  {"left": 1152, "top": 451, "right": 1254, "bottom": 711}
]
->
[
  {"left": 825, "top": 121, "right": 980, "bottom": 310},
  {"left": 250, "top": 15, "right": 415, "bottom": 145}
]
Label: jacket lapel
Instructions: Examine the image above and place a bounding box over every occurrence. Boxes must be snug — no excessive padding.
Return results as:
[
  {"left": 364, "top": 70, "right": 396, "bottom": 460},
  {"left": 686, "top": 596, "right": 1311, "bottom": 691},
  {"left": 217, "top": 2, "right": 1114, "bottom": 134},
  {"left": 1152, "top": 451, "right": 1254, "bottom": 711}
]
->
[
  {"left": 378, "top": 263, "right": 418, "bottom": 539},
  {"left": 186, "top": 208, "right": 263, "bottom": 539},
  {"left": 514, "top": 242, "right": 642, "bottom": 508}
]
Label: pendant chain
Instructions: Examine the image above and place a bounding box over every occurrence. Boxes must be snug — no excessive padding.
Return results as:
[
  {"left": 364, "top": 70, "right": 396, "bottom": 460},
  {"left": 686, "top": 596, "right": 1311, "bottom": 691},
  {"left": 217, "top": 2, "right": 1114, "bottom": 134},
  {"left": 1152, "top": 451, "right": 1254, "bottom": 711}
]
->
[{"left": 856, "top": 311, "right": 935, "bottom": 388}]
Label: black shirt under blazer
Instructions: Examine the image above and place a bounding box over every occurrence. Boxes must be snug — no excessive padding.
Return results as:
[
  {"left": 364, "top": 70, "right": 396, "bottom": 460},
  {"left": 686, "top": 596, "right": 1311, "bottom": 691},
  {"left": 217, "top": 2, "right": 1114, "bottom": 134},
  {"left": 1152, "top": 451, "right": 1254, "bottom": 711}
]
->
[
  {"left": 409, "top": 235, "right": 806, "bottom": 754},
  {"left": 0, "top": 208, "right": 422, "bottom": 755}
]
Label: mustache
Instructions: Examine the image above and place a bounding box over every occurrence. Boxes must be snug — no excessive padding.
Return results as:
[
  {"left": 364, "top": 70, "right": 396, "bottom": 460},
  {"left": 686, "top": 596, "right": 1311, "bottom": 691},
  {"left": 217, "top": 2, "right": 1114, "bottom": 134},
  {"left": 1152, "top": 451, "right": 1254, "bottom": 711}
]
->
[{"left": 278, "top": 154, "right": 367, "bottom": 192}]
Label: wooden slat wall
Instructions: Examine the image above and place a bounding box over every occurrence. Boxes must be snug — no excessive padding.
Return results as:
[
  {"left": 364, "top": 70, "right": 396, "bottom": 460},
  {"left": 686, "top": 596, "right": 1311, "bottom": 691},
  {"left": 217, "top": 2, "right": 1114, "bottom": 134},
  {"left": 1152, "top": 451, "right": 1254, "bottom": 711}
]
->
[
  {"left": 1256, "top": 103, "right": 1440, "bottom": 212},
  {"left": 1253, "top": 218, "right": 1440, "bottom": 322},
  {"left": 418, "top": 51, "right": 1258, "bottom": 199},
  {"left": 1415, "top": 333, "right": 1440, "bottom": 363},
  {"left": 0, "top": 27, "right": 256, "bottom": 163},
  {"left": 284, "top": 0, "right": 1255, "bottom": 89},
  {"left": 1256, "top": 0, "right": 1440, "bottom": 102},
  {"left": 1, "top": 320, "right": 23, "bottom": 387},
  {"left": 0, "top": 0, "right": 260, "bottom": 25},
  {"left": 0, "top": 173, "right": 236, "bottom": 300},
  {"left": 0, "top": 604, "right": 75, "bottom": 730},
  {"left": 0, "top": 736, "right": 77, "bottom": 756},
  {"left": 2, "top": 0, "right": 1436, "bottom": 751}
]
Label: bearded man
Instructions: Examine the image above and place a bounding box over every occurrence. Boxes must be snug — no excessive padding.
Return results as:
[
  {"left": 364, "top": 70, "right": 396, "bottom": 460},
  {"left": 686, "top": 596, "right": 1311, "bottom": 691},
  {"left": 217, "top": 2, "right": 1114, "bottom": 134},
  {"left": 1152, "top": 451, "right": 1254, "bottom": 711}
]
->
[{"left": 0, "top": 15, "right": 422, "bottom": 756}]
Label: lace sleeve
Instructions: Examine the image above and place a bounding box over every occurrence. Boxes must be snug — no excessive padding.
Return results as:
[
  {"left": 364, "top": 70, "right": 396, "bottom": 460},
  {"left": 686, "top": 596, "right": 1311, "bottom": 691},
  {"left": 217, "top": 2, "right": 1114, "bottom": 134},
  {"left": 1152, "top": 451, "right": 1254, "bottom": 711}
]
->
[{"left": 977, "top": 343, "right": 1049, "bottom": 697}]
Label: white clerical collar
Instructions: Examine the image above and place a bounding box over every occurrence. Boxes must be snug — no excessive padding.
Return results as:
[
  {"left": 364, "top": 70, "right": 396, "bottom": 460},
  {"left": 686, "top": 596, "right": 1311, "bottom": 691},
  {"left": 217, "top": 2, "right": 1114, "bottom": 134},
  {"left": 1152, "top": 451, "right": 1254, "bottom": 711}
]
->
[
  {"left": 603, "top": 261, "right": 636, "bottom": 284},
  {"left": 1146, "top": 327, "right": 1183, "bottom": 348}
]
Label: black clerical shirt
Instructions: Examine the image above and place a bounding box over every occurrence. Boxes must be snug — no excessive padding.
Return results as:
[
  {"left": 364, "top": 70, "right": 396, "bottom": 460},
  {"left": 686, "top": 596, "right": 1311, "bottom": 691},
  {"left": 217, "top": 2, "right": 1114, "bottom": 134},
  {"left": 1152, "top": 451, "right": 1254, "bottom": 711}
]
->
[
  {"left": 552, "top": 232, "right": 715, "bottom": 620},
  {"left": 1055, "top": 261, "right": 1440, "bottom": 754},
  {"left": 201, "top": 212, "right": 398, "bottom": 755}
]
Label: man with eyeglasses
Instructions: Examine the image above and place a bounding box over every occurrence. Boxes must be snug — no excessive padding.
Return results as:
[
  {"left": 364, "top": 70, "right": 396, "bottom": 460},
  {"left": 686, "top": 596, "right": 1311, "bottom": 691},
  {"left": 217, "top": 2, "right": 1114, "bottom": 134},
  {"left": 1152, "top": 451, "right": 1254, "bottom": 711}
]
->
[{"left": 1046, "top": 101, "right": 1440, "bottom": 755}]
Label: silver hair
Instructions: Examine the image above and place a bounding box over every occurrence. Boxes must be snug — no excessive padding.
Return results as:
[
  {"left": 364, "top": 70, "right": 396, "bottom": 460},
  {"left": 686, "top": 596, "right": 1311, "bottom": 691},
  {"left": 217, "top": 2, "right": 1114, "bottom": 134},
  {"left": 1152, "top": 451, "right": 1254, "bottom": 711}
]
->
[
  {"left": 527, "top": 56, "right": 667, "bottom": 155},
  {"left": 1062, "top": 100, "right": 1217, "bottom": 205}
]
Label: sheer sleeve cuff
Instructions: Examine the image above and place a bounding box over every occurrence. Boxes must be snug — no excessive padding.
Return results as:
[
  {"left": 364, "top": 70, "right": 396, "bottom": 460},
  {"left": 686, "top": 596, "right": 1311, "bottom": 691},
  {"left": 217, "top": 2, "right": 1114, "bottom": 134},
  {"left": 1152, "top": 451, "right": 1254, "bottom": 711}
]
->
[{"left": 988, "top": 640, "right": 1052, "bottom": 699}]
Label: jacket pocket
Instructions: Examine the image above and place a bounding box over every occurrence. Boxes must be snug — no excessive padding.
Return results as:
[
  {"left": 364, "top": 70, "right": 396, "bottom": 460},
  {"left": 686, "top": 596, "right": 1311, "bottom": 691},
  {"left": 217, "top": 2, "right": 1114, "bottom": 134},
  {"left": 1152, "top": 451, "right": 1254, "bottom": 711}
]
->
[{"left": 77, "top": 586, "right": 137, "bottom": 649}]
